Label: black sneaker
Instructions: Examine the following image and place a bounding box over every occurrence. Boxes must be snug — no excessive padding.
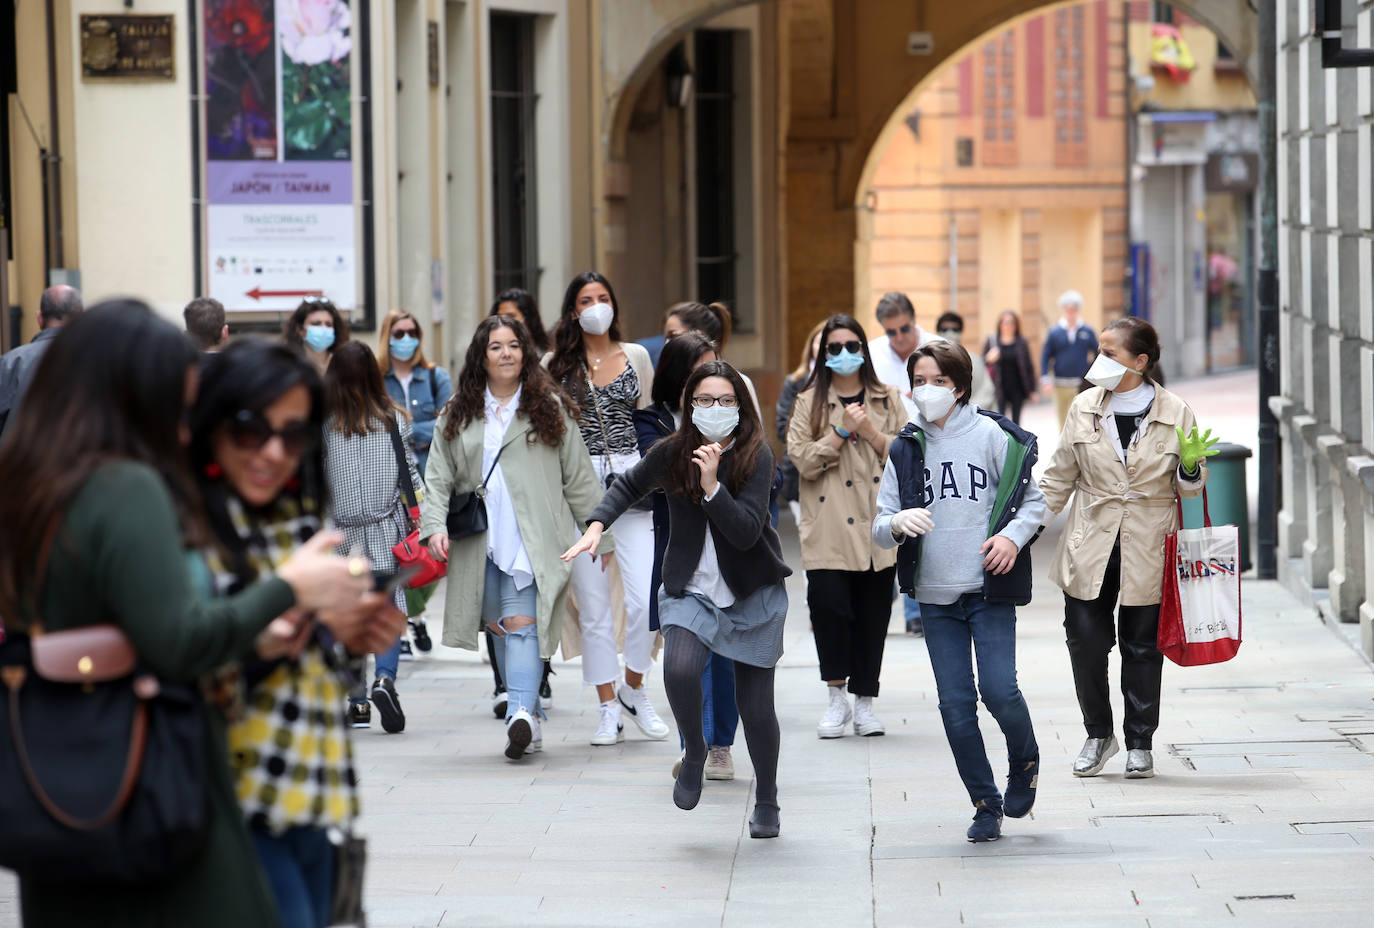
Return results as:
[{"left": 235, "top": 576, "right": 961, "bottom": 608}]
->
[
  {"left": 398, "top": 637, "right": 415, "bottom": 661},
  {"left": 1004, "top": 756, "right": 1039, "bottom": 818},
  {"left": 906, "top": 617, "right": 924, "bottom": 637},
  {"left": 409, "top": 619, "right": 433, "bottom": 653},
  {"left": 348, "top": 701, "right": 371, "bottom": 729},
  {"left": 967, "top": 800, "right": 1003, "bottom": 843},
  {"left": 370, "top": 676, "right": 406, "bottom": 734}
]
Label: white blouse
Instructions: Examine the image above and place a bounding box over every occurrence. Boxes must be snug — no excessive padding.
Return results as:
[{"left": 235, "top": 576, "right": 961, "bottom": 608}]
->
[
  {"left": 683, "top": 442, "right": 736, "bottom": 608},
  {"left": 483, "top": 386, "right": 535, "bottom": 591}
]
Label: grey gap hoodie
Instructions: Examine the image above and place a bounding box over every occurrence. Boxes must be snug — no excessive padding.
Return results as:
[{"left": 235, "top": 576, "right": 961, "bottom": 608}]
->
[{"left": 873, "top": 402, "right": 1046, "bottom": 605}]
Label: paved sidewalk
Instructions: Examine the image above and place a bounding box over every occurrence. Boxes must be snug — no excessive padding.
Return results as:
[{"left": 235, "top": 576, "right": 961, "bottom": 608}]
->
[{"left": 6, "top": 372, "right": 1373, "bottom": 927}]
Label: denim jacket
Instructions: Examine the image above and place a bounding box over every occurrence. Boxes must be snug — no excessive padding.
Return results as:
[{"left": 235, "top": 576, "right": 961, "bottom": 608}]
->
[{"left": 384, "top": 363, "right": 453, "bottom": 477}]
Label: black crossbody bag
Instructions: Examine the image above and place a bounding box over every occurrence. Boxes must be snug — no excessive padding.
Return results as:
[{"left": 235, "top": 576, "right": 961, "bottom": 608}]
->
[{"left": 445, "top": 439, "right": 507, "bottom": 539}]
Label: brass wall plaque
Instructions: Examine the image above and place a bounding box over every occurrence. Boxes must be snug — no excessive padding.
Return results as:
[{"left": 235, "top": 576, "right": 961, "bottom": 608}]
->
[{"left": 80, "top": 15, "right": 175, "bottom": 80}]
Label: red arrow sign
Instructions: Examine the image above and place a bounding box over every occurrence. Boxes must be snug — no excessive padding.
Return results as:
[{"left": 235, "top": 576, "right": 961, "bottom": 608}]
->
[{"left": 246, "top": 287, "right": 324, "bottom": 301}]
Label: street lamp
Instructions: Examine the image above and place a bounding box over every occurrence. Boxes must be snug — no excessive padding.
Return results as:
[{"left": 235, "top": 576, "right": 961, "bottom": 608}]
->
[{"left": 1316, "top": 0, "right": 1374, "bottom": 68}]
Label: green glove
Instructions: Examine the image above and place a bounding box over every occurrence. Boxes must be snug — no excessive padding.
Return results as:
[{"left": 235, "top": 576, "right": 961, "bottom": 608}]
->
[{"left": 1176, "top": 426, "right": 1220, "bottom": 472}]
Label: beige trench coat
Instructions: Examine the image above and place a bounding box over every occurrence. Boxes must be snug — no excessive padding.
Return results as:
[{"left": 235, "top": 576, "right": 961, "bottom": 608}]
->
[
  {"left": 420, "top": 405, "right": 614, "bottom": 660},
  {"left": 1040, "top": 385, "right": 1207, "bottom": 606},
  {"left": 786, "top": 382, "right": 905, "bottom": 572}
]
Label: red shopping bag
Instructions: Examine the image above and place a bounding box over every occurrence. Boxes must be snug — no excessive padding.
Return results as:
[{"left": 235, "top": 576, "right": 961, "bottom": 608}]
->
[
  {"left": 1158, "top": 489, "right": 1242, "bottom": 666},
  {"left": 392, "top": 506, "right": 447, "bottom": 589}
]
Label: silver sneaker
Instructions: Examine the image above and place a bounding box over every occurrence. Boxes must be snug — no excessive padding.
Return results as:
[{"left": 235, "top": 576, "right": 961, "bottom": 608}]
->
[
  {"left": 1124, "top": 748, "right": 1155, "bottom": 778},
  {"left": 1072, "top": 735, "right": 1120, "bottom": 777},
  {"left": 705, "top": 745, "right": 735, "bottom": 780}
]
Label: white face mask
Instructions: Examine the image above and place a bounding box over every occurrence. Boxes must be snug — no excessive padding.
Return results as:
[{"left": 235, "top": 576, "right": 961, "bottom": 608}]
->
[
  {"left": 692, "top": 405, "right": 739, "bottom": 444},
  {"left": 577, "top": 303, "right": 614, "bottom": 336},
  {"left": 912, "top": 384, "right": 957, "bottom": 422},
  {"left": 1085, "top": 354, "right": 1137, "bottom": 391}
]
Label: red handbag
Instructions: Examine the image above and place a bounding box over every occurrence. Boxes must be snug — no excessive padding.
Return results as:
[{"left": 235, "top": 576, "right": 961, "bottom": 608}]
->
[
  {"left": 386, "top": 423, "right": 447, "bottom": 589},
  {"left": 392, "top": 505, "right": 446, "bottom": 588}
]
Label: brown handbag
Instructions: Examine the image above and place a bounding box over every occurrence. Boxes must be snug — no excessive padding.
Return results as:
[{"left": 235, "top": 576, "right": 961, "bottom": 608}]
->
[{"left": 0, "top": 524, "right": 209, "bottom": 885}]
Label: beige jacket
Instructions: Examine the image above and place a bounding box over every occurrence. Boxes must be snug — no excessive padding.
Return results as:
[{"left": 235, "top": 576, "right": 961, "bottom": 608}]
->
[
  {"left": 1040, "top": 385, "right": 1207, "bottom": 606},
  {"left": 787, "top": 382, "right": 905, "bottom": 572}
]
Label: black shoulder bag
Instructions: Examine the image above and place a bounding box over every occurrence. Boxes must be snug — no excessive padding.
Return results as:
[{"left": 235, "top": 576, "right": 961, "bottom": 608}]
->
[
  {"left": 445, "top": 437, "right": 507, "bottom": 539},
  {"left": 0, "top": 523, "right": 209, "bottom": 885}
]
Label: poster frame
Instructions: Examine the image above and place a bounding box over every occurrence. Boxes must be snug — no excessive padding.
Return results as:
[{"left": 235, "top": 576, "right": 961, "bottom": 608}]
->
[{"left": 189, "top": 0, "right": 377, "bottom": 335}]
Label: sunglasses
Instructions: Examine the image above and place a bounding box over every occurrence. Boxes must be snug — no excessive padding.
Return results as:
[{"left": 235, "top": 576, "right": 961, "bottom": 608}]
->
[
  {"left": 391, "top": 327, "right": 419, "bottom": 338},
  {"left": 227, "top": 410, "right": 316, "bottom": 455},
  {"left": 883, "top": 323, "right": 914, "bottom": 338},
  {"left": 825, "top": 340, "right": 863, "bottom": 357}
]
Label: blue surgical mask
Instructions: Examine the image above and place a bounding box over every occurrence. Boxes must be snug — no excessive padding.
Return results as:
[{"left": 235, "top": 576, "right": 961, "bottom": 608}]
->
[
  {"left": 824, "top": 349, "right": 865, "bottom": 377},
  {"left": 304, "top": 324, "right": 335, "bottom": 352},
  {"left": 389, "top": 335, "right": 419, "bottom": 361}
]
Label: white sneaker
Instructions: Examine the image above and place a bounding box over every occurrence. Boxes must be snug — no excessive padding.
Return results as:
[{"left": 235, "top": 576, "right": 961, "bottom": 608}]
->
[
  {"left": 505, "top": 708, "right": 534, "bottom": 760},
  {"left": 817, "top": 685, "right": 852, "bottom": 739},
  {"left": 527, "top": 716, "right": 543, "bottom": 754},
  {"left": 853, "top": 696, "right": 886, "bottom": 736},
  {"left": 590, "top": 700, "right": 624, "bottom": 746},
  {"left": 618, "top": 686, "right": 670, "bottom": 740},
  {"left": 705, "top": 745, "right": 735, "bottom": 780}
]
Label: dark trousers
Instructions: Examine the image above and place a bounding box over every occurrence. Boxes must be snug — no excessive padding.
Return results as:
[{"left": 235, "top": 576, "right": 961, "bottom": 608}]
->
[
  {"left": 1063, "top": 544, "right": 1163, "bottom": 750},
  {"left": 997, "top": 396, "right": 1025, "bottom": 425},
  {"left": 806, "top": 566, "right": 896, "bottom": 697}
]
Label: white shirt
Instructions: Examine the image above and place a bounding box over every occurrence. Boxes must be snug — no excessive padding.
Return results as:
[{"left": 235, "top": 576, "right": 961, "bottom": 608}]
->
[
  {"left": 483, "top": 386, "right": 535, "bottom": 590},
  {"left": 683, "top": 443, "right": 736, "bottom": 608},
  {"left": 397, "top": 370, "right": 414, "bottom": 407},
  {"left": 869, "top": 327, "right": 937, "bottom": 418}
]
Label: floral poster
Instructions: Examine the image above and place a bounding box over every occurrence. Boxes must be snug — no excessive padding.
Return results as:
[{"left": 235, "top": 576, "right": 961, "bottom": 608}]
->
[
  {"left": 280, "top": 0, "right": 351, "bottom": 160},
  {"left": 202, "top": 0, "right": 357, "bottom": 312},
  {"left": 205, "top": 0, "right": 277, "bottom": 160}
]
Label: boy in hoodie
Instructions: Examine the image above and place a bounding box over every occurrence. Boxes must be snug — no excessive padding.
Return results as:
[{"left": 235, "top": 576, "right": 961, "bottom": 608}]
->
[{"left": 873, "top": 339, "right": 1047, "bottom": 843}]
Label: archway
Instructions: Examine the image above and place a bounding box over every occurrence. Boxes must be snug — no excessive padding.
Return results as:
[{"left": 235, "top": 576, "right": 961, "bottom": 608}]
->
[{"left": 852, "top": 0, "right": 1258, "bottom": 381}]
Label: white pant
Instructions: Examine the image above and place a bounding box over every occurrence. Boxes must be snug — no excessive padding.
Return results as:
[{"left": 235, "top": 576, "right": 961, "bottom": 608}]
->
[{"left": 571, "top": 453, "right": 656, "bottom": 686}]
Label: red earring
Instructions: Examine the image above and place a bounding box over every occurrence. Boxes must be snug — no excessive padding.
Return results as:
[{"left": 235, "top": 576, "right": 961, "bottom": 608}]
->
[{"left": 204, "top": 462, "right": 223, "bottom": 479}]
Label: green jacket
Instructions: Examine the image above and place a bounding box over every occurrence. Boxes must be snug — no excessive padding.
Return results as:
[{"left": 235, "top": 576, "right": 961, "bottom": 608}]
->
[
  {"left": 420, "top": 405, "right": 612, "bottom": 659},
  {"left": 17, "top": 461, "right": 289, "bottom": 928}
]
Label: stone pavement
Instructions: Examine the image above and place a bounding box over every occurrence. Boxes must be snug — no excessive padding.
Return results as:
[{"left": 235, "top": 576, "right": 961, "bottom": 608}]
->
[{"left": 5, "top": 374, "right": 1374, "bottom": 927}]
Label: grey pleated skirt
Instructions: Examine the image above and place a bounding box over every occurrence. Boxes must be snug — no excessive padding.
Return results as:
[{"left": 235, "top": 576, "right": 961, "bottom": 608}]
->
[{"left": 657, "top": 581, "right": 788, "bottom": 668}]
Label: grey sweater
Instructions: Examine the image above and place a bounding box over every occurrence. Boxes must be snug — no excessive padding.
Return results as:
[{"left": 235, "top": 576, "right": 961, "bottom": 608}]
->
[{"left": 874, "top": 403, "right": 1046, "bottom": 605}]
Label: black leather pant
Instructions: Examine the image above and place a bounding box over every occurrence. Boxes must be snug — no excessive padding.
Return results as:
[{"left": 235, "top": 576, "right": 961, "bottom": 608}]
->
[{"left": 1063, "top": 544, "right": 1163, "bottom": 750}]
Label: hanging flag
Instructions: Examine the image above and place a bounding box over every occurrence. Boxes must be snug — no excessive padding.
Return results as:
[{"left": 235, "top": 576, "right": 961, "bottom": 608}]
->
[{"left": 1150, "top": 23, "right": 1196, "bottom": 83}]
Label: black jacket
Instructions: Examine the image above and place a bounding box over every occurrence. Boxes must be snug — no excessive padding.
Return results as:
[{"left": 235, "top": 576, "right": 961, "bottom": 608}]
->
[
  {"left": 589, "top": 438, "right": 791, "bottom": 602},
  {"left": 890, "top": 409, "right": 1042, "bottom": 605}
]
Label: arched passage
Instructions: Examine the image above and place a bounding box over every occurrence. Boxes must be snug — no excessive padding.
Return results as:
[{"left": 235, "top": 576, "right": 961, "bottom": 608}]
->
[{"left": 591, "top": 0, "right": 1257, "bottom": 368}]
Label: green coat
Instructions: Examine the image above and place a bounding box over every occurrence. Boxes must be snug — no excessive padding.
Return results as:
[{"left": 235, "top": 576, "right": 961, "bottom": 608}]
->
[
  {"left": 17, "top": 462, "right": 289, "bottom": 928},
  {"left": 420, "top": 405, "right": 612, "bottom": 659}
]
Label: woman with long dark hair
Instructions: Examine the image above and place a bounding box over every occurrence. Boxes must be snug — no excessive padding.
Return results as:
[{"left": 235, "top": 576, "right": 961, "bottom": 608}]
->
[
  {"left": 421, "top": 315, "right": 607, "bottom": 758},
  {"left": 191, "top": 337, "right": 405, "bottom": 928},
  {"left": 546, "top": 271, "right": 667, "bottom": 745},
  {"left": 635, "top": 333, "right": 741, "bottom": 781},
  {"left": 491, "top": 287, "right": 550, "bottom": 355},
  {"left": 776, "top": 320, "right": 825, "bottom": 525},
  {"left": 1041, "top": 317, "right": 1216, "bottom": 780},
  {"left": 982, "top": 310, "right": 1037, "bottom": 424},
  {"left": 282, "top": 298, "right": 350, "bottom": 374},
  {"left": 1, "top": 304, "right": 373, "bottom": 927},
  {"left": 786, "top": 313, "right": 905, "bottom": 740},
  {"left": 565, "top": 361, "right": 790, "bottom": 837},
  {"left": 322, "top": 341, "right": 424, "bottom": 733}
]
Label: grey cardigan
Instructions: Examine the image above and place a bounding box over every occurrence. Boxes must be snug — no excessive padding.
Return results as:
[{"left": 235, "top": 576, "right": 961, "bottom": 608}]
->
[{"left": 588, "top": 440, "right": 791, "bottom": 602}]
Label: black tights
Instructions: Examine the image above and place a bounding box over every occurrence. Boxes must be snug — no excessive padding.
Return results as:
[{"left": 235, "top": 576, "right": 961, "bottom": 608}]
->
[{"left": 662, "top": 627, "right": 779, "bottom": 808}]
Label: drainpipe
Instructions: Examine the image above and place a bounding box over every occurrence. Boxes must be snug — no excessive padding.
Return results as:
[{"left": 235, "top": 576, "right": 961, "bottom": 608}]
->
[
  {"left": 1255, "top": 0, "right": 1278, "bottom": 578},
  {"left": 44, "top": 0, "right": 64, "bottom": 272},
  {"left": 948, "top": 214, "right": 957, "bottom": 318}
]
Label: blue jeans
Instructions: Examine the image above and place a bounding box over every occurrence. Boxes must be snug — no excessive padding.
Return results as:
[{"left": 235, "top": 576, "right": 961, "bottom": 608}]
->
[
  {"left": 677, "top": 652, "right": 739, "bottom": 749},
  {"left": 483, "top": 558, "right": 541, "bottom": 721},
  {"left": 921, "top": 592, "right": 1038, "bottom": 807},
  {"left": 250, "top": 826, "right": 335, "bottom": 928}
]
